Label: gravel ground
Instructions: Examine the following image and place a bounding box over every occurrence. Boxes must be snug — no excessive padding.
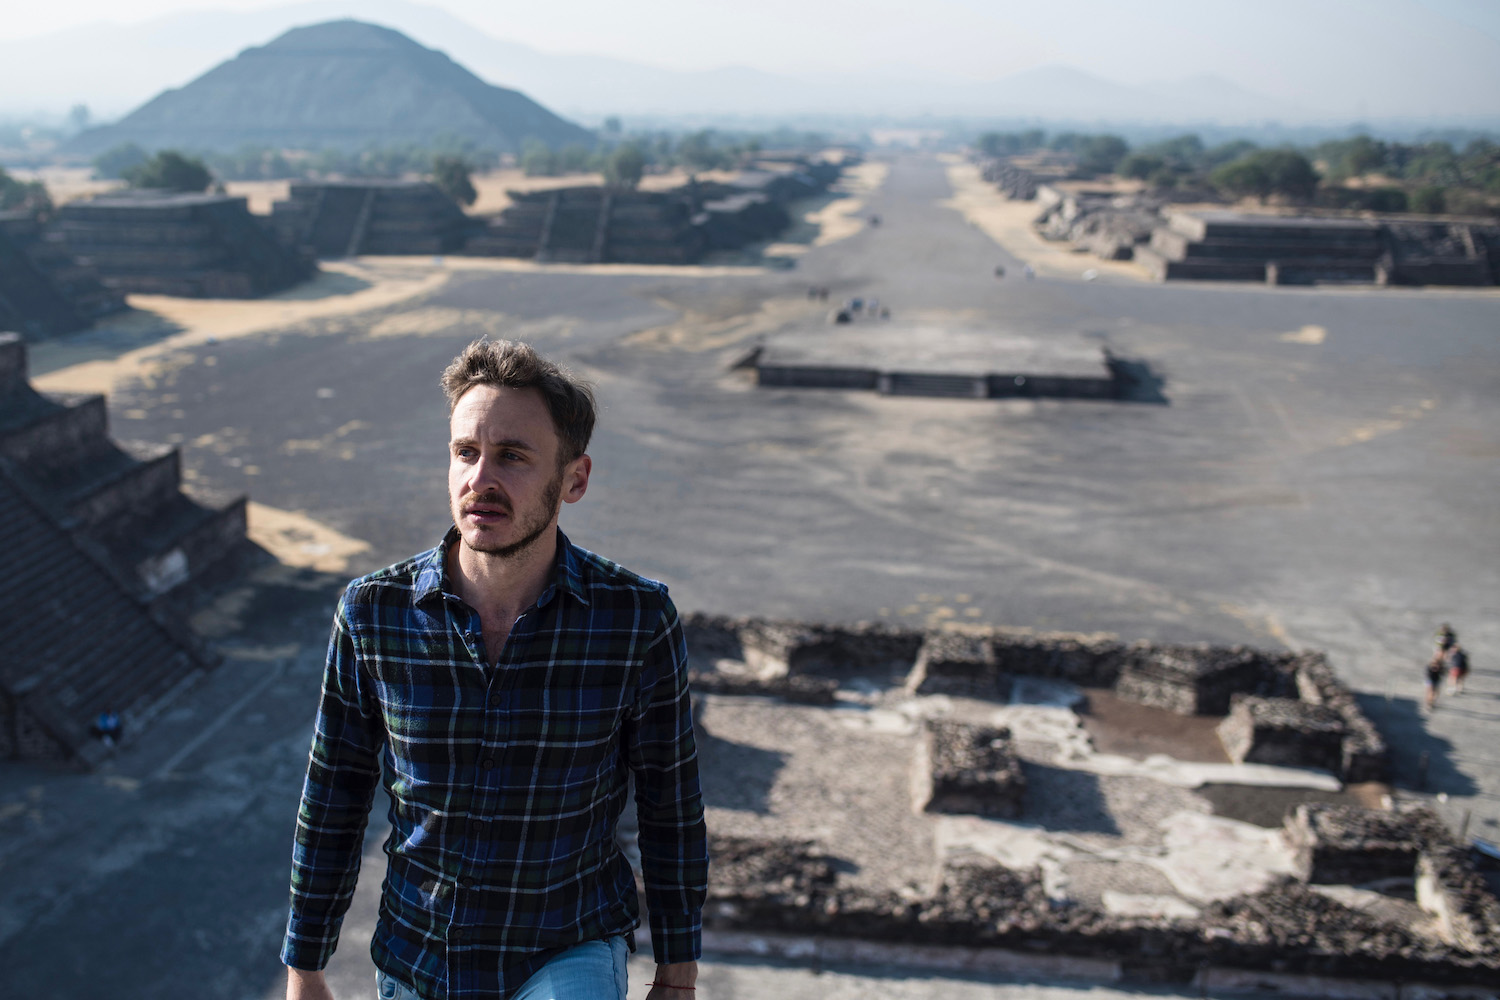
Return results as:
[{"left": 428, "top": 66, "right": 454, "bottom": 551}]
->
[{"left": 697, "top": 694, "right": 939, "bottom": 896}]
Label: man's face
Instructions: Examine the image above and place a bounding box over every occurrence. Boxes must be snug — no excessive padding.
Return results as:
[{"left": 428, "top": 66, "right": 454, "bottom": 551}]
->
[{"left": 447, "top": 384, "right": 587, "bottom": 560}]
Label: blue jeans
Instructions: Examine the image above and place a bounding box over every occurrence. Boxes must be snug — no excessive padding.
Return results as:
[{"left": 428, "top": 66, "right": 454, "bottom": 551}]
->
[{"left": 376, "top": 936, "right": 628, "bottom": 1000}]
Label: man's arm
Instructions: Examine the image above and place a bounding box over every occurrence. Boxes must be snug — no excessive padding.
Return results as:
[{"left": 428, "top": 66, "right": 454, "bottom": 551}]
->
[
  {"left": 646, "top": 960, "right": 697, "bottom": 998},
  {"left": 626, "top": 596, "right": 709, "bottom": 969},
  {"left": 281, "top": 597, "right": 386, "bottom": 977},
  {"left": 285, "top": 967, "right": 334, "bottom": 1000}
]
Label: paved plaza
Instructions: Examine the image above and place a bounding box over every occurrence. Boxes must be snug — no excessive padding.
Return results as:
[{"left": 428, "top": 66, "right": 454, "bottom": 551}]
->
[{"left": 3, "top": 153, "right": 1498, "bottom": 998}]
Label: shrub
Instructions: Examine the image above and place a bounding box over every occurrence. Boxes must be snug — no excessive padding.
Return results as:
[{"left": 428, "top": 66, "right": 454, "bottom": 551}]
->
[
  {"left": 124, "top": 150, "right": 212, "bottom": 192},
  {"left": 432, "top": 155, "right": 477, "bottom": 206}
]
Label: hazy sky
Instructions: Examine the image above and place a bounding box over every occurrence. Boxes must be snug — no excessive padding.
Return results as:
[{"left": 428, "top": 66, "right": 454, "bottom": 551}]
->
[{"left": 4, "top": 0, "right": 1499, "bottom": 117}]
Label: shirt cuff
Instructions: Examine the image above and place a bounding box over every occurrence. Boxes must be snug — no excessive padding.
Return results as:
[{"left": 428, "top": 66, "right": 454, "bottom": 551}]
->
[
  {"left": 649, "top": 909, "right": 703, "bottom": 965},
  {"left": 281, "top": 911, "right": 341, "bottom": 971}
]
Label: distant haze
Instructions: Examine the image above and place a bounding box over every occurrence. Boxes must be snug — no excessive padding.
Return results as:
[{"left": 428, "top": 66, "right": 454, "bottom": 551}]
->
[{"left": 2, "top": 0, "right": 1499, "bottom": 126}]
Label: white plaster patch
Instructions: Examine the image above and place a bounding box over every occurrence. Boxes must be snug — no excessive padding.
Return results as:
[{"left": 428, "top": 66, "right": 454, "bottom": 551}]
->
[
  {"left": 1102, "top": 891, "right": 1201, "bottom": 920},
  {"left": 1151, "top": 810, "right": 1300, "bottom": 902}
]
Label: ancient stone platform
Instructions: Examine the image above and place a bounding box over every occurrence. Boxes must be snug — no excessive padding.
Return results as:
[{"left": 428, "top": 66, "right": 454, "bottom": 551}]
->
[
  {"left": 50, "top": 191, "right": 315, "bottom": 298},
  {"left": 754, "top": 325, "right": 1117, "bottom": 399},
  {"left": 685, "top": 612, "right": 1498, "bottom": 991}
]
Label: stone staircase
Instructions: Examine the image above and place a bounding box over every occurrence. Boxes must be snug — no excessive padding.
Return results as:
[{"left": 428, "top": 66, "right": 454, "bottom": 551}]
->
[
  {"left": 270, "top": 180, "right": 473, "bottom": 257},
  {"left": 0, "top": 332, "right": 247, "bottom": 763},
  {"left": 51, "top": 191, "right": 315, "bottom": 298},
  {"left": 1136, "top": 212, "right": 1385, "bottom": 285},
  {"left": 467, "top": 187, "right": 708, "bottom": 264},
  {"left": 0, "top": 332, "right": 248, "bottom": 608}
]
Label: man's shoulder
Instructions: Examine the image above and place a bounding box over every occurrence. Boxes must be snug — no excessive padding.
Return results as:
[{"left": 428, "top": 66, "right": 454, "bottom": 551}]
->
[
  {"left": 566, "top": 540, "right": 672, "bottom": 606},
  {"left": 340, "top": 545, "right": 442, "bottom": 608}
]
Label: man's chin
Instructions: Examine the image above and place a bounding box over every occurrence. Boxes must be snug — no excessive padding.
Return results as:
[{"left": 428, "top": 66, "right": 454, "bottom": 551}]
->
[{"left": 459, "top": 523, "right": 551, "bottom": 559}]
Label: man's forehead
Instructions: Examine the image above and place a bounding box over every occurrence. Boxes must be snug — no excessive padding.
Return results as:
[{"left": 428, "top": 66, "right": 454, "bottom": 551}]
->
[{"left": 449, "top": 384, "right": 557, "bottom": 442}]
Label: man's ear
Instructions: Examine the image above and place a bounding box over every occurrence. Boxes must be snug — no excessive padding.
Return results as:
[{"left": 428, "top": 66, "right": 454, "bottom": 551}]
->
[{"left": 562, "top": 454, "right": 591, "bottom": 504}]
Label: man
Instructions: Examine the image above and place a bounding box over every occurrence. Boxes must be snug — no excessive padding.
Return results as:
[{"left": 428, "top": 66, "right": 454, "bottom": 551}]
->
[{"left": 282, "top": 339, "right": 707, "bottom": 1000}]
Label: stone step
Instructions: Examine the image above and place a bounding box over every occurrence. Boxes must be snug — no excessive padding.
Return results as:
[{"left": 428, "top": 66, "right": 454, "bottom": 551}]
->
[
  {"left": 64, "top": 444, "right": 182, "bottom": 535},
  {"left": 1135, "top": 246, "right": 1267, "bottom": 283},
  {"left": 0, "top": 392, "right": 111, "bottom": 477},
  {"left": 117, "top": 490, "right": 250, "bottom": 598},
  {"left": 1150, "top": 228, "right": 1384, "bottom": 262},
  {"left": 1169, "top": 212, "right": 1382, "bottom": 245}
]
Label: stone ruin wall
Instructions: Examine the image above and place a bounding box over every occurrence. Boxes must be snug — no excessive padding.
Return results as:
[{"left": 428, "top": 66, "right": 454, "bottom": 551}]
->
[
  {"left": 685, "top": 614, "right": 1386, "bottom": 785},
  {"left": 682, "top": 614, "right": 1500, "bottom": 988}
]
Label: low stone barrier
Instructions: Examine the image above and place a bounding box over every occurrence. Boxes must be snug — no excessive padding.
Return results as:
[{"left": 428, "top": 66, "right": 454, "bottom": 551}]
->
[
  {"left": 913, "top": 719, "right": 1025, "bottom": 819},
  {"left": 682, "top": 614, "right": 1389, "bottom": 783}
]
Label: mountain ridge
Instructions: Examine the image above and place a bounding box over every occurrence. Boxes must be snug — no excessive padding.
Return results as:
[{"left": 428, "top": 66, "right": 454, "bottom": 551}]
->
[
  {"left": 62, "top": 18, "right": 593, "bottom": 155},
  {"left": 2, "top": 0, "right": 1327, "bottom": 126}
]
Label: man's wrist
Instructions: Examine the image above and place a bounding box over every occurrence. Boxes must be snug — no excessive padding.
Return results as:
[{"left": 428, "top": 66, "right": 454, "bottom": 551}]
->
[{"left": 651, "top": 960, "right": 697, "bottom": 988}]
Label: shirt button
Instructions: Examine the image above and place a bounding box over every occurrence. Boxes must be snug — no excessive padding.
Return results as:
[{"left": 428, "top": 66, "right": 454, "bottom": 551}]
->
[
  {"left": 451, "top": 928, "right": 465, "bottom": 941},
  {"left": 469, "top": 820, "right": 482, "bottom": 834},
  {"left": 488, "top": 695, "right": 501, "bottom": 708},
  {"left": 459, "top": 876, "right": 475, "bottom": 888},
  {"left": 481, "top": 758, "right": 495, "bottom": 770}
]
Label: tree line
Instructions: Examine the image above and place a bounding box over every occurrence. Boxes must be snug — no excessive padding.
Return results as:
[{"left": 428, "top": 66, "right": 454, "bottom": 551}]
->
[{"left": 976, "top": 129, "right": 1500, "bottom": 215}]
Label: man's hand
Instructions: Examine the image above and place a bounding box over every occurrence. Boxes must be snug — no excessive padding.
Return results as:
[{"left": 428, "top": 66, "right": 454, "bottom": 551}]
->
[
  {"left": 286, "top": 967, "right": 334, "bottom": 1000},
  {"left": 645, "top": 960, "right": 697, "bottom": 999}
]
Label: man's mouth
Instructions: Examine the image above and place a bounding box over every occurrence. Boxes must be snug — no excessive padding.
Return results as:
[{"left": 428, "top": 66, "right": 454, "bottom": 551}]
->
[{"left": 462, "top": 495, "right": 511, "bottom": 522}]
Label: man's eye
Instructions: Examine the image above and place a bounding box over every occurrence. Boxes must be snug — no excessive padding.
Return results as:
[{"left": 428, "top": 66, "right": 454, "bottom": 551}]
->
[{"left": 502, "top": 451, "right": 523, "bottom": 462}]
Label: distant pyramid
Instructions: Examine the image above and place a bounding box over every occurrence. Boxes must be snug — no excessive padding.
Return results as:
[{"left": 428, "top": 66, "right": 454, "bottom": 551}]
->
[{"left": 66, "top": 19, "right": 593, "bottom": 155}]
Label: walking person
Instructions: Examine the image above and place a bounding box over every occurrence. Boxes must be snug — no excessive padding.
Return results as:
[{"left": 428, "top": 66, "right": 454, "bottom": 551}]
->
[
  {"left": 1446, "top": 642, "right": 1470, "bottom": 695},
  {"left": 281, "top": 339, "right": 707, "bottom": 1000}
]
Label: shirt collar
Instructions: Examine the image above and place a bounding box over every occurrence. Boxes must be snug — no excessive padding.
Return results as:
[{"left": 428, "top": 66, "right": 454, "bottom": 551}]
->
[{"left": 413, "top": 526, "right": 590, "bottom": 608}]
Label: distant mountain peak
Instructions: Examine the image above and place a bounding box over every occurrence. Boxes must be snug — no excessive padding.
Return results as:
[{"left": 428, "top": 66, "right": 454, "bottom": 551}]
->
[{"left": 64, "top": 18, "right": 592, "bottom": 155}]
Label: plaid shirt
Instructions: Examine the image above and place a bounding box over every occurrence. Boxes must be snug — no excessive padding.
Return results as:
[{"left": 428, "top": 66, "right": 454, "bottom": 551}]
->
[{"left": 281, "top": 528, "right": 708, "bottom": 999}]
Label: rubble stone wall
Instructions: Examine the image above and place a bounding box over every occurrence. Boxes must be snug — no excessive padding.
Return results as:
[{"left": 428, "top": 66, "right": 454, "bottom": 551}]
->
[
  {"left": 683, "top": 614, "right": 1388, "bottom": 784},
  {"left": 914, "top": 719, "right": 1025, "bottom": 819},
  {"left": 701, "top": 834, "right": 1499, "bottom": 987},
  {"left": 1218, "top": 696, "right": 1346, "bottom": 772}
]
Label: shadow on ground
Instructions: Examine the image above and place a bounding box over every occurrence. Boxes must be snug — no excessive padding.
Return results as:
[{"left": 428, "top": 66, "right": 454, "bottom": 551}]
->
[
  {"left": 1359, "top": 693, "right": 1480, "bottom": 798},
  {"left": 694, "top": 705, "right": 787, "bottom": 816}
]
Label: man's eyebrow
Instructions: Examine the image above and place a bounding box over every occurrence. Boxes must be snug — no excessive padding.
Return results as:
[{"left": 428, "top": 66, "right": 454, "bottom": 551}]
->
[{"left": 450, "top": 436, "right": 537, "bottom": 452}]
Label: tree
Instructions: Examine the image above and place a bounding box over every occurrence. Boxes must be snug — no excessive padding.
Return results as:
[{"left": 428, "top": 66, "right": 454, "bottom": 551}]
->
[
  {"left": 1210, "top": 149, "right": 1317, "bottom": 202},
  {"left": 1410, "top": 186, "right": 1447, "bottom": 215},
  {"left": 1118, "top": 154, "right": 1166, "bottom": 181},
  {"left": 677, "top": 130, "right": 727, "bottom": 172},
  {"left": 0, "top": 167, "right": 52, "bottom": 214},
  {"left": 1210, "top": 157, "right": 1271, "bottom": 201},
  {"left": 1076, "top": 134, "right": 1129, "bottom": 177},
  {"left": 603, "top": 143, "right": 644, "bottom": 190},
  {"left": 67, "top": 103, "right": 91, "bottom": 134},
  {"left": 520, "top": 139, "right": 558, "bottom": 177},
  {"left": 124, "top": 150, "right": 212, "bottom": 192},
  {"left": 602, "top": 116, "right": 622, "bottom": 136},
  {"left": 94, "top": 142, "right": 150, "bottom": 180},
  {"left": 1203, "top": 140, "right": 1258, "bottom": 169},
  {"left": 432, "top": 155, "right": 477, "bottom": 206}
]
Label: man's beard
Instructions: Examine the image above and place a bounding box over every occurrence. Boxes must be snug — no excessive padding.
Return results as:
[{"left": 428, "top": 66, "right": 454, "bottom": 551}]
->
[{"left": 455, "top": 471, "right": 563, "bottom": 560}]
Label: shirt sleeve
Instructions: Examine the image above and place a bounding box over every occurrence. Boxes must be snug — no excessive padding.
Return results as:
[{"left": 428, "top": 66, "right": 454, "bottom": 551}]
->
[
  {"left": 281, "top": 594, "right": 387, "bottom": 971},
  {"left": 625, "top": 592, "right": 709, "bottom": 965}
]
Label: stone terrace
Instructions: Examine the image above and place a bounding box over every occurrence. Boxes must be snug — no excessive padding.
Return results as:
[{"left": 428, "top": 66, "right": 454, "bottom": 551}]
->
[{"left": 682, "top": 614, "right": 1498, "bottom": 991}]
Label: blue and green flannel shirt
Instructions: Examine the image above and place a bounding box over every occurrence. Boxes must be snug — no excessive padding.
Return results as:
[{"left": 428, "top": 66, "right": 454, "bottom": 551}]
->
[{"left": 281, "top": 528, "right": 708, "bottom": 999}]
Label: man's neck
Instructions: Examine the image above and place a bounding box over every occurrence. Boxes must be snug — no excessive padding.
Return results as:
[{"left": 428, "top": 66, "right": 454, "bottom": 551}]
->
[{"left": 448, "top": 527, "right": 559, "bottom": 620}]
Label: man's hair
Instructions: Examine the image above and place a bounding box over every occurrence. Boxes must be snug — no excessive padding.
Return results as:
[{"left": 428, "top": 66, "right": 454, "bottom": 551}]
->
[{"left": 440, "top": 339, "right": 596, "bottom": 464}]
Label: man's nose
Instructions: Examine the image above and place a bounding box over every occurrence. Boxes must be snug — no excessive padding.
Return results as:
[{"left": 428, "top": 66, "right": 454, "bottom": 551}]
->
[{"left": 467, "top": 453, "right": 503, "bottom": 495}]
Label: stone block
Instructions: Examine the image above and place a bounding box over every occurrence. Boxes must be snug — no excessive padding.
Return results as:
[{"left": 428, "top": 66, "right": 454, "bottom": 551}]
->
[
  {"left": 1115, "top": 644, "right": 1267, "bottom": 715},
  {"left": 907, "top": 633, "right": 1010, "bottom": 699},
  {"left": 1284, "top": 804, "right": 1422, "bottom": 885},
  {"left": 913, "top": 718, "right": 1025, "bottom": 818},
  {"left": 1217, "top": 695, "right": 1346, "bottom": 773}
]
